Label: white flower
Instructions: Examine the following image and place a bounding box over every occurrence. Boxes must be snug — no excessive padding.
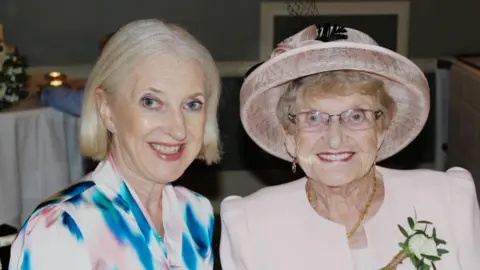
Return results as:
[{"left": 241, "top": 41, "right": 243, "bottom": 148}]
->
[
  {"left": 13, "top": 67, "right": 22, "bottom": 74},
  {"left": 0, "top": 45, "right": 27, "bottom": 110},
  {"left": 4, "top": 94, "right": 18, "bottom": 103},
  {"left": 408, "top": 234, "right": 439, "bottom": 265},
  {"left": 5, "top": 66, "right": 13, "bottom": 75},
  {"left": 409, "top": 222, "right": 434, "bottom": 237}
]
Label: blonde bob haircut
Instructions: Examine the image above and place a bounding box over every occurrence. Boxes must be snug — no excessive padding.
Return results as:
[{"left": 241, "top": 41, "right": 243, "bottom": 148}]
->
[{"left": 80, "top": 19, "right": 221, "bottom": 164}]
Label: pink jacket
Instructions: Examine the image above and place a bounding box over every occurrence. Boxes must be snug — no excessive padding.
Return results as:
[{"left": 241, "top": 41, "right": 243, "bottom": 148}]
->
[{"left": 220, "top": 166, "right": 480, "bottom": 270}]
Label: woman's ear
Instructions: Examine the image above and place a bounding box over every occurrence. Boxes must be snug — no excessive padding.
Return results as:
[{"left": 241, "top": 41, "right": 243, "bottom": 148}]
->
[
  {"left": 95, "top": 87, "right": 117, "bottom": 134},
  {"left": 376, "top": 127, "right": 386, "bottom": 150},
  {"left": 281, "top": 127, "right": 297, "bottom": 159}
]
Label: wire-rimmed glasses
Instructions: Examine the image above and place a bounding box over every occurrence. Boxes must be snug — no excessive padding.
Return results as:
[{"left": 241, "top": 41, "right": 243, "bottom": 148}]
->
[{"left": 288, "top": 108, "right": 383, "bottom": 132}]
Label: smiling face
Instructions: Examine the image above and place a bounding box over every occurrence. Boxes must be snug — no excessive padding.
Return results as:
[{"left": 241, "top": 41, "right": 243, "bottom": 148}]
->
[
  {"left": 280, "top": 71, "right": 395, "bottom": 187},
  {"left": 292, "top": 93, "right": 384, "bottom": 186},
  {"left": 97, "top": 53, "right": 207, "bottom": 183}
]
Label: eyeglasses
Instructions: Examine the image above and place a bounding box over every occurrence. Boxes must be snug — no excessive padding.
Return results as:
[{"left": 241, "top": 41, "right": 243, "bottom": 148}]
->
[{"left": 288, "top": 108, "right": 383, "bottom": 132}]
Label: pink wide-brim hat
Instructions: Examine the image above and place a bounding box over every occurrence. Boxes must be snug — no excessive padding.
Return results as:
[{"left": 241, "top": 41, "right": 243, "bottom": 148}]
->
[{"left": 240, "top": 24, "right": 430, "bottom": 162}]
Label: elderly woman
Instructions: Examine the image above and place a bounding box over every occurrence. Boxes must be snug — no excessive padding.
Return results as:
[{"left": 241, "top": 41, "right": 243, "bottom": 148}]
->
[
  {"left": 9, "top": 19, "right": 220, "bottom": 269},
  {"left": 220, "top": 25, "right": 480, "bottom": 269}
]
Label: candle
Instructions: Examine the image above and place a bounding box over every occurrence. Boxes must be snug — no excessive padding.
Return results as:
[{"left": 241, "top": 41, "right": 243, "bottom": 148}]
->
[
  {"left": 45, "top": 71, "right": 66, "bottom": 81},
  {"left": 49, "top": 80, "right": 63, "bottom": 87},
  {"left": 48, "top": 71, "right": 61, "bottom": 78}
]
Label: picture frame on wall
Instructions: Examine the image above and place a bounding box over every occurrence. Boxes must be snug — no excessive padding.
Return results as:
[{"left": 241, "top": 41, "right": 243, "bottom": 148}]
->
[{"left": 260, "top": 1, "right": 411, "bottom": 59}]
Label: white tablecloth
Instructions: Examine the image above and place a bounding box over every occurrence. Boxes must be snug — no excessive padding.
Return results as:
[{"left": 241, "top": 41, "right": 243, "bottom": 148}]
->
[{"left": 0, "top": 107, "right": 83, "bottom": 228}]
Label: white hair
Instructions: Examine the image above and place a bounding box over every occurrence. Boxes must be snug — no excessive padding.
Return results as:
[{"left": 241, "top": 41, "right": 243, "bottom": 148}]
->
[{"left": 80, "top": 19, "right": 221, "bottom": 164}]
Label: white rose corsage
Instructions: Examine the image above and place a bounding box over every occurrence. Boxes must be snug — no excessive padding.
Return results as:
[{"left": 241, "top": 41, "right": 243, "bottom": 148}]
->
[{"left": 381, "top": 216, "right": 449, "bottom": 270}]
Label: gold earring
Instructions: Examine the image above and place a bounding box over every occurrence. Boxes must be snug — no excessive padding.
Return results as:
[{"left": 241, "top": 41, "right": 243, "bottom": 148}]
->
[{"left": 292, "top": 157, "right": 297, "bottom": 173}]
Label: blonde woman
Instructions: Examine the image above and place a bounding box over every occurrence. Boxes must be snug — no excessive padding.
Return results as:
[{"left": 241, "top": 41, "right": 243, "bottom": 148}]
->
[{"left": 9, "top": 19, "right": 220, "bottom": 270}]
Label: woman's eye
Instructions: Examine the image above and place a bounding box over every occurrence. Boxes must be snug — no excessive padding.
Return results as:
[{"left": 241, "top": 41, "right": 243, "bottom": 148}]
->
[
  {"left": 350, "top": 112, "right": 365, "bottom": 121},
  {"left": 308, "top": 115, "right": 319, "bottom": 122},
  {"left": 140, "top": 97, "right": 162, "bottom": 109},
  {"left": 307, "top": 112, "right": 325, "bottom": 123},
  {"left": 184, "top": 100, "right": 203, "bottom": 111}
]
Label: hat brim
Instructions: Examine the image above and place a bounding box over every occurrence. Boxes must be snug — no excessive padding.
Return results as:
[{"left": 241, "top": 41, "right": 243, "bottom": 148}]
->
[{"left": 240, "top": 42, "right": 430, "bottom": 162}]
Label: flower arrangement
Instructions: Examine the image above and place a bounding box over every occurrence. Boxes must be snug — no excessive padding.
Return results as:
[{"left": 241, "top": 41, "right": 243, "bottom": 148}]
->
[
  {"left": 381, "top": 216, "right": 449, "bottom": 270},
  {"left": 0, "top": 28, "right": 28, "bottom": 111}
]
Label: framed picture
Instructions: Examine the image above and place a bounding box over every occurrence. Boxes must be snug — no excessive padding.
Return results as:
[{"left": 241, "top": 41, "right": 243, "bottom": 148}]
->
[{"left": 260, "top": 1, "right": 410, "bottom": 59}]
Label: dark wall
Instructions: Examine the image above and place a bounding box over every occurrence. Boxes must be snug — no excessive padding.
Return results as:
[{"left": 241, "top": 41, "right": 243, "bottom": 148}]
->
[{"left": 0, "top": 0, "right": 479, "bottom": 65}]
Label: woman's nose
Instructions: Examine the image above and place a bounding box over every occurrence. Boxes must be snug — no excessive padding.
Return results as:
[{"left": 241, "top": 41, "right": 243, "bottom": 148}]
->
[
  {"left": 325, "top": 120, "right": 344, "bottom": 149},
  {"left": 163, "top": 110, "right": 187, "bottom": 141}
]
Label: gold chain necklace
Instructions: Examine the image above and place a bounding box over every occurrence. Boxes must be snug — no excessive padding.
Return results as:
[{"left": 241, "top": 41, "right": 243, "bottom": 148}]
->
[{"left": 307, "top": 176, "right": 377, "bottom": 238}]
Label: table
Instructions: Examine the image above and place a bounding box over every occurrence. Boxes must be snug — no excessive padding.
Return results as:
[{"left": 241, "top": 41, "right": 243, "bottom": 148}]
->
[{"left": 0, "top": 96, "right": 83, "bottom": 228}]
